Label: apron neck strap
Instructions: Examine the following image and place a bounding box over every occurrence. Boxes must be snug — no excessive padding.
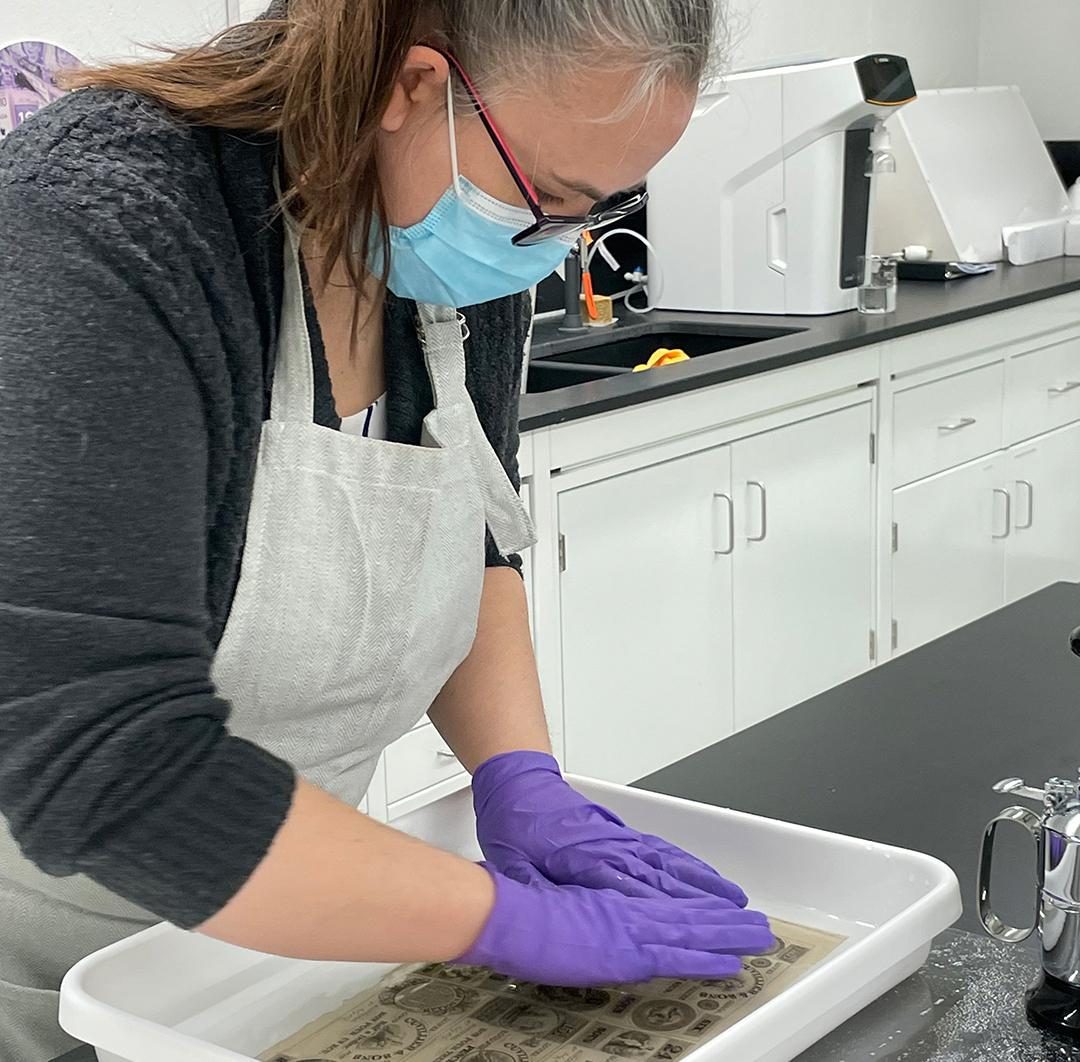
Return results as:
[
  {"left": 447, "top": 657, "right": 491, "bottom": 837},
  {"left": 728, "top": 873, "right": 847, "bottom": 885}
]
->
[
  {"left": 275, "top": 227, "right": 474, "bottom": 424},
  {"left": 416, "top": 304, "right": 471, "bottom": 408},
  {"left": 272, "top": 222, "right": 317, "bottom": 423}
]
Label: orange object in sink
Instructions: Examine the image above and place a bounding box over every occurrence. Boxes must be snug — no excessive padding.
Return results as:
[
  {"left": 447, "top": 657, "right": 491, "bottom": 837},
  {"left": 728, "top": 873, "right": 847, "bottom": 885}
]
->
[{"left": 632, "top": 347, "right": 691, "bottom": 372}]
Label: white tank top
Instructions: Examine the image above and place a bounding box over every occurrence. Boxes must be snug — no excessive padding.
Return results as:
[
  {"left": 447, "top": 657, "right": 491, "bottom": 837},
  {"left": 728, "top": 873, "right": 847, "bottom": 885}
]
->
[{"left": 339, "top": 394, "right": 388, "bottom": 439}]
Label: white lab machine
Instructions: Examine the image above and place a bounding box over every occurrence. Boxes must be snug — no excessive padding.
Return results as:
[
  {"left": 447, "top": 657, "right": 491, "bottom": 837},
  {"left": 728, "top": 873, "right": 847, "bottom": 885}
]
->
[
  {"left": 648, "top": 55, "right": 917, "bottom": 316},
  {"left": 872, "top": 86, "right": 1072, "bottom": 265}
]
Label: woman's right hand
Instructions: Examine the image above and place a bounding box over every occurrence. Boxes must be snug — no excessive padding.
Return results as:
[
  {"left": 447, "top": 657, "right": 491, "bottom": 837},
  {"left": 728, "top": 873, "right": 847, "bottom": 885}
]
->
[{"left": 457, "top": 863, "right": 774, "bottom": 986}]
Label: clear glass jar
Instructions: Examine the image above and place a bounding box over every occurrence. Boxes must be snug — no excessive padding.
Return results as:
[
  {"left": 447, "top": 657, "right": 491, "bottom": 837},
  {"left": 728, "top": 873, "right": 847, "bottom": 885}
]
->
[{"left": 858, "top": 256, "right": 898, "bottom": 315}]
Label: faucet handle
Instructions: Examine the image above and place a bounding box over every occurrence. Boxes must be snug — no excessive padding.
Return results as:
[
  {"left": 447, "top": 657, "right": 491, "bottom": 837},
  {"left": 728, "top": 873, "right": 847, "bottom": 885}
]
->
[{"left": 994, "top": 778, "right": 1048, "bottom": 802}]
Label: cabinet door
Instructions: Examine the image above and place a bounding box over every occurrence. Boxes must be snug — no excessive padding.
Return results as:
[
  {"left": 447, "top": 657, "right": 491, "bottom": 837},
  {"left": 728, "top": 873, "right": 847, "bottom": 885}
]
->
[
  {"left": 559, "top": 448, "right": 734, "bottom": 783},
  {"left": 731, "top": 403, "right": 875, "bottom": 730},
  {"left": 1007, "top": 423, "right": 1080, "bottom": 603},
  {"left": 892, "top": 458, "right": 1005, "bottom": 654}
]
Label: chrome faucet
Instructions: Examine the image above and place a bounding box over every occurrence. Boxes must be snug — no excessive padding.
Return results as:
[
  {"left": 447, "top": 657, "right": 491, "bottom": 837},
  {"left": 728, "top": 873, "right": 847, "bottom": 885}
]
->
[{"left": 977, "top": 627, "right": 1080, "bottom": 1040}]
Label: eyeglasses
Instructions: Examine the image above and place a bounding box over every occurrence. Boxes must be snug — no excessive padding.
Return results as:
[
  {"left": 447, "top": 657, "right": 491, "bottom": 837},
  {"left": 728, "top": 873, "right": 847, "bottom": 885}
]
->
[{"left": 438, "top": 50, "right": 648, "bottom": 247}]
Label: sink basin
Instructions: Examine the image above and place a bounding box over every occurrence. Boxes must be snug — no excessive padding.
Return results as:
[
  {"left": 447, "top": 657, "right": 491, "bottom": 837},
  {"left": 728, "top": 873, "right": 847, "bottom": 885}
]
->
[
  {"left": 526, "top": 325, "right": 800, "bottom": 393},
  {"left": 525, "top": 361, "right": 624, "bottom": 393},
  {"left": 543, "top": 327, "right": 798, "bottom": 371}
]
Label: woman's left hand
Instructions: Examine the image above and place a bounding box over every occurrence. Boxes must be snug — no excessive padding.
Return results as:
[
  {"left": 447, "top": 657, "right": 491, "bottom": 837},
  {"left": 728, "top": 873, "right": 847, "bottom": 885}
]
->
[{"left": 471, "top": 751, "right": 749, "bottom": 906}]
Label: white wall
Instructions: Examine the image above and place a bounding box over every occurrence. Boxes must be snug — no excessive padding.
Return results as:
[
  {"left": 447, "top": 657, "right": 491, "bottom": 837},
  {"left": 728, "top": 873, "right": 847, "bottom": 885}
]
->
[
  {"left": 755, "top": 0, "right": 1080, "bottom": 142},
  {"left": 2, "top": 1, "right": 231, "bottom": 64},
  {"left": 978, "top": 0, "right": 1080, "bottom": 139},
  {"left": 725, "top": 0, "right": 981, "bottom": 89},
  {"left": 236, "top": 0, "right": 272, "bottom": 21},
  {"left": 868, "top": 1, "right": 981, "bottom": 90},
  {"left": 9, "top": 0, "right": 983, "bottom": 92}
]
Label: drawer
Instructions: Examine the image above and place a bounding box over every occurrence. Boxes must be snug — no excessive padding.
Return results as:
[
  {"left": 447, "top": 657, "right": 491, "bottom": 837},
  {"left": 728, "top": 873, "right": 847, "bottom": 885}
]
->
[
  {"left": 384, "top": 724, "right": 465, "bottom": 805},
  {"left": 893, "top": 361, "right": 1004, "bottom": 485},
  {"left": 1006, "top": 338, "right": 1080, "bottom": 444}
]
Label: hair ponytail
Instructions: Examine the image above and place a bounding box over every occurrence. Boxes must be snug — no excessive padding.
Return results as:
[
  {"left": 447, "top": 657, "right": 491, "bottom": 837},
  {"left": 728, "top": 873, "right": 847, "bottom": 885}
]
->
[
  {"left": 64, "top": 0, "right": 719, "bottom": 308},
  {"left": 66, "top": 1, "right": 427, "bottom": 298}
]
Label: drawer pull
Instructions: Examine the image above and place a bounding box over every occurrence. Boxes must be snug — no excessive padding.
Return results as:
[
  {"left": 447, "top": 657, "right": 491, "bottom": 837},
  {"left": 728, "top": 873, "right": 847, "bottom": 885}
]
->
[
  {"left": 1016, "top": 480, "right": 1035, "bottom": 530},
  {"left": 435, "top": 748, "right": 458, "bottom": 762},
  {"left": 992, "top": 488, "right": 1012, "bottom": 540},
  {"left": 712, "top": 492, "right": 735, "bottom": 555},
  {"left": 938, "top": 417, "right": 977, "bottom": 434},
  {"left": 746, "top": 481, "right": 768, "bottom": 543},
  {"left": 1048, "top": 381, "right": 1080, "bottom": 395}
]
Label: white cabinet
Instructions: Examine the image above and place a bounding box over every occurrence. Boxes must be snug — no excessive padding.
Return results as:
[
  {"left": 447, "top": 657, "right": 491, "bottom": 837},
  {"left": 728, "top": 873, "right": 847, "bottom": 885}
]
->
[
  {"left": 890, "top": 422, "right": 1080, "bottom": 652},
  {"left": 558, "top": 447, "right": 735, "bottom": 783},
  {"left": 375, "top": 293, "right": 1080, "bottom": 819},
  {"left": 1006, "top": 338, "right": 1080, "bottom": 444},
  {"left": 1006, "top": 423, "right": 1080, "bottom": 603},
  {"left": 891, "top": 457, "right": 1005, "bottom": 653},
  {"left": 890, "top": 344, "right": 1080, "bottom": 655},
  {"left": 732, "top": 403, "right": 875, "bottom": 729},
  {"left": 556, "top": 399, "right": 875, "bottom": 781},
  {"left": 384, "top": 724, "right": 465, "bottom": 807},
  {"left": 892, "top": 362, "right": 1004, "bottom": 487}
]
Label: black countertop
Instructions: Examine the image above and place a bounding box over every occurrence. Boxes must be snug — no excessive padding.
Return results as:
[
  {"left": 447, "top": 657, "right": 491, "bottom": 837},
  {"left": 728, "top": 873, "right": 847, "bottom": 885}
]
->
[
  {"left": 637, "top": 580, "right": 1080, "bottom": 940},
  {"left": 519, "top": 258, "right": 1080, "bottom": 432},
  {"left": 795, "top": 929, "right": 1080, "bottom": 1062},
  {"left": 633, "top": 580, "right": 1080, "bottom": 1060},
  {"left": 54, "top": 584, "right": 1080, "bottom": 1061}
]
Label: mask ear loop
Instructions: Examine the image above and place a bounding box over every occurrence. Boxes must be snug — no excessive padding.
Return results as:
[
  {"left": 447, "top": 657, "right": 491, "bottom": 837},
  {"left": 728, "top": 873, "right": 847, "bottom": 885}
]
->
[
  {"left": 443, "top": 73, "right": 470, "bottom": 339},
  {"left": 446, "top": 73, "right": 464, "bottom": 196}
]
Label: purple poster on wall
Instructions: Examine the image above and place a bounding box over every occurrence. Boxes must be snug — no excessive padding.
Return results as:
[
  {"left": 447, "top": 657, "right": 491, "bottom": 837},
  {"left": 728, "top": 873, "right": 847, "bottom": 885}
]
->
[{"left": 0, "top": 41, "right": 82, "bottom": 139}]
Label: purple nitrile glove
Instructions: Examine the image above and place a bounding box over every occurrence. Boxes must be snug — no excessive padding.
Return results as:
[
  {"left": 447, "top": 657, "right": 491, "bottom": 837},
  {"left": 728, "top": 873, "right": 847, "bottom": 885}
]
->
[
  {"left": 472, "top": 751, "right": 749, "bottom": 906},
  {"left": 457, "top": 863, "right": 774, "bottom": 987}
]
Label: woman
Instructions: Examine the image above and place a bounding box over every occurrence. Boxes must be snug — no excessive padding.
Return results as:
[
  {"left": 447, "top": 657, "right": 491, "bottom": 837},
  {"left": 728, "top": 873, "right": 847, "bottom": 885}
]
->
[{"left": 0, "top": 1, "right": 772, "bottom": 1056}]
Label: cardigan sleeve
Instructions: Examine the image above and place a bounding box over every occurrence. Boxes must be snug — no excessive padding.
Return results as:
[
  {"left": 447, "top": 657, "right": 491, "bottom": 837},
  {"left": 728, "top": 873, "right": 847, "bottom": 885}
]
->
[{"left": 0, "top": 92, "right": 297, "bottom": 928}]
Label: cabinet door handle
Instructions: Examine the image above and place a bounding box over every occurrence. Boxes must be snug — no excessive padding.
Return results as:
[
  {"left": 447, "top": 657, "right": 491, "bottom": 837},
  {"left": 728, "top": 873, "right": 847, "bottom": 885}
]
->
[
  {"left": 1048, "top": 381, "right": 1080, "bottom": 395},
  {"left": 435, "top": 748, "right": 457, "bottom": 762},
  {"left": 992, "top": 488, "right": 1012, "bottom": 540},
  {"left": 712, "top": 492, "right": 735, "bottom": 555},
  {"left": 938, "top": 417, "right": 977, "bottom": 433},
  {"left": 747, "top": 481, "right": 768, "bottom": 542},
  {"left": 1016, "top": 480, "right": 1035, "bottom": 530},
  {"left": 767, "top": 205, "right": 788, "bottom": 274}
]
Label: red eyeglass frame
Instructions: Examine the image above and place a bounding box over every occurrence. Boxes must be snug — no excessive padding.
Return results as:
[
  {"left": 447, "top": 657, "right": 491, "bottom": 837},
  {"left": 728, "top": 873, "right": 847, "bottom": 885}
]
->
[{"left": 436, "top": 49, "right": 649, "bottom": 247}]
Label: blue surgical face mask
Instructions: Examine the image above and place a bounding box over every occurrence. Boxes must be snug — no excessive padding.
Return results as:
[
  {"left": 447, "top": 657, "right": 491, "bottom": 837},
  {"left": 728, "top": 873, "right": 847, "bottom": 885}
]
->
[{"left": 380, "top": 78, "right": 577, "bottom": 308}]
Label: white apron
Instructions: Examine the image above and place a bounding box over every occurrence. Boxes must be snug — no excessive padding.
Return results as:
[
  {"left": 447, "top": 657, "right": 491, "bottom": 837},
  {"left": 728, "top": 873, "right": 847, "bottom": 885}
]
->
[{"left": 0, "top": 225, "right": 535, "bottom": 1060}]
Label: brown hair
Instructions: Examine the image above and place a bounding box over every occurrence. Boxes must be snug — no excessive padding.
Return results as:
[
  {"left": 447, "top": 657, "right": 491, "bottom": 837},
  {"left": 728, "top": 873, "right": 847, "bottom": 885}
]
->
[
  {"left": 65, "top": 0, "right": 719, "bottom": 312},
  {"left": 66, "top": 1, "right": 430, "bottom": 300}
]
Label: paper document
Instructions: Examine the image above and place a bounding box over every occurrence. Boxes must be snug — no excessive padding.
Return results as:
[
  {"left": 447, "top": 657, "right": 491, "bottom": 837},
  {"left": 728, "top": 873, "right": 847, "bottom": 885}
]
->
[{"left": 261, "top": 918, "right": 845, "bottom": 1062}]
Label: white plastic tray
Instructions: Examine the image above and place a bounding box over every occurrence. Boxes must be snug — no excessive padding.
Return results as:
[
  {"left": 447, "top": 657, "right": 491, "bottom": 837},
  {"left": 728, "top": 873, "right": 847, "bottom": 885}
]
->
[{"left": 59, "top": 778, "right": 961, "bottom": 1062}]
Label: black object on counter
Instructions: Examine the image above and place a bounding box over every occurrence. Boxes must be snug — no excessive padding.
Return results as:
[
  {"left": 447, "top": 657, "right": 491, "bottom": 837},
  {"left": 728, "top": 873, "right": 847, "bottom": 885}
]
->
[
  {"left": 1047, "top": 141, "right": 1080, "bottom": 192},
  {"left": 1027, "top": 970, "right": 1080, "bottom": 1042},
  {"left": 561, "top": 248, "right": 586, "bottom": 331},
  {"left": 898, "top": 260, "right": 981, "bottom": 282}
]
